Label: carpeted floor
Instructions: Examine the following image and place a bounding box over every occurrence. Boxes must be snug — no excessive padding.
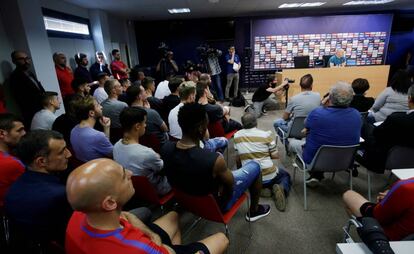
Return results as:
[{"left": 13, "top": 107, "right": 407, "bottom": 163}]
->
[{"left": 161, "top": 92, "right": 394, "bottom": 254}]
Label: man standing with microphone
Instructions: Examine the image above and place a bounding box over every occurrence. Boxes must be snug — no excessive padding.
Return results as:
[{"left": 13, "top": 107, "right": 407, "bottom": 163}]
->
[{"left": 224, "top": 46, "right": 241, "bottom": 102}]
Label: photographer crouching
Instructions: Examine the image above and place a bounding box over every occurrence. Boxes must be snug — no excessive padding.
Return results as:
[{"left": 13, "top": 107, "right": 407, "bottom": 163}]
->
[{"left": 248, "top": 75, "right": 291, "bottom": 118}]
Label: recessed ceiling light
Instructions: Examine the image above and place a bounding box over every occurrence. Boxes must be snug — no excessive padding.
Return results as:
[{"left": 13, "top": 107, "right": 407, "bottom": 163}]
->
[
  {"left": 279, "top": 2, "right": 326, "bottom": 8},
  {"left": 168, "top": 8, "right": 191, "bottom": 14},
  {"left": 343, "top": 0, "right": 394, "bottom": 5}
]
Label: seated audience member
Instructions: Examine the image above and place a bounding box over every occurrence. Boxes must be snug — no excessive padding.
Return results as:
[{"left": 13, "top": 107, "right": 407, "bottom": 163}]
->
[
  {"left": 89, "top": 51, "right": 111, "bottom": 81},
  {"left": 349, "top": 78, "right": 375, "bottom": 112},
  {"left": 101, "top": 79, "right": 128, "bottom": 129},
  {"left": 273, "top": 74, "right": 320, "bottom": 134},
  {"left": 9, "top": 50, "right": 45, "bottom": 127},
  {"left": 74, "top": 53, "right": 92, "bottom": 83},
  {"left": 143, "top": 76, "right": 165, "bottom": 115},
  {"left": 199, "top": 73, "right": 219, "bottom": 104},
  {"left": 70, "top": 96, "right": 113, "bottom": 162},
  {"left": 343, "top": 179, "right": 414, "bottom": 241},
  {"left": 162, "top": 103, "right": 271, "bottom": 221},
  {"left": 0, "top": 113, "right": 26, "bottom": 206},
  {"left": 126, "top": 85, "right": 169, "bottom": 145},
  {"left": 5, "top": 130, "right": 72, "bottom": 244},
  {"left": 52, "top": 96, "right": 80, "bottom": 145},
  {"left": 155, "top": 74, "right": 172, "bottom": 100},
  {"left": 92, "top": 72, "right": 109, "bottom": 104},
  {"left": 132, "top": 71, "right": 145, "bottom": 85},
  {"left": 197, "top": 81, "right": 242, "bottom": 133},
  {"left": 30, "top": 91, "right": 60, "bottom": 130},
  {"left": 162, "top": 77, "right": 183, "bottom": 123},
  {"left": 292, "top": 82, "right": 361, "bottom": 185},
  {"left": 69, "top": 77, "right": 91, "bottom": 100},
  {"left": 114, "top": 107, "right": 171, "bottom": 195},
  {"left": 250, "top": 75, "right": 289, "bottom": 118},
  {"left": 358, "top": 84, "right": 414, "bottom": 173},
  {"left": 110, "top": 49, "right": 130, "bottom": 80},
  {"left": 368, "top": 70, "right": 411, "bottom": 123},
  {"left": 168, "top": 81, "right": 196, "bottom": 140},
  {"left": 234, "top": 113, "right": 291, "bottom": 211},
  {"left": 53, "top": 52, "right": 74, "bottom": 97},
  {"left": 118, "top": 78, "right": 131, "bottom": 103},
  {"left": 65, "top": 158, "right": 228, "bottom": 254}
]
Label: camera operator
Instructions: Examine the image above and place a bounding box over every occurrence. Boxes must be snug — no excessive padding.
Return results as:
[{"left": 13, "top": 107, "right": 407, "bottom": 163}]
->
[
  {"left": 249, "top": 75, "right": 289, "bottom": 118},
  {"left": 156, "top": 51, "right": 178, "bottom": 81},
  {"left": 203, "top": 46, "right": 224, "bottom": 102}
]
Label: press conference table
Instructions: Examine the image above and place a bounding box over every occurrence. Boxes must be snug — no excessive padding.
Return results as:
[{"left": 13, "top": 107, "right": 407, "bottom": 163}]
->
[{"left": 280, "top": 65, "right": 390, "bottom": 98}]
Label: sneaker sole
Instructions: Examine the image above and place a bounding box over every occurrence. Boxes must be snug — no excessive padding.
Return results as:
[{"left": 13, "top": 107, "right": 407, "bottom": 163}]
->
[
  {"left": 306, "top": 179, "right": 319, "bottom": 188},
  {"left": 272, "top": 185, "right": 286, "bottom": 212},
  {"left": 245, "top": 208, "right": 271, "bottom": 222}
]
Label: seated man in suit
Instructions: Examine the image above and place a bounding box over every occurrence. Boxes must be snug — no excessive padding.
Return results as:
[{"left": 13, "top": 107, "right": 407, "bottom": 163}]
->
[
  {"left": 161, "top": 103, "right": 271, "bottom": 222},
  {"left": 343, "top": 178, "right": 414, "bottom": 241},
  {"left": 65, "top": 158, "right": 228, "bottom": 254},
  {"left": 5, "top": 130, "right": 72, "bottom": 245},
  {"left": 358, "top": 84, "right": 414, "bottom": 173}
]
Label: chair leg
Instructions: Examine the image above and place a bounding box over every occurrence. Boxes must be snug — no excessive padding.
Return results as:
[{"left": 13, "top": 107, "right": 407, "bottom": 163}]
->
[
  {"left": 293, "top": 166, "right": 297, "bottom": 185},
  {"left": 367, "top": 170, "right": 372, "bottom": 202},
  {"left": 225, "top": 224, "right": 230, "bottom": 238},
  {"left": 246, "top": 194, "right": 251, "bottom": 239},
  {"left": 349, "top": 171, "right": 353, "bottom": 190},
  {"left": 303, "top": 169, "right": 307, "bottom": 210},
  {"left": 183, "top": 217, "right": 202, "bottom": 239}
]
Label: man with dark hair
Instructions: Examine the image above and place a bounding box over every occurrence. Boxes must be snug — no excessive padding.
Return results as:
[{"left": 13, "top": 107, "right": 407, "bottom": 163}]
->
[
  {"left": 250, "top": 75, "right": 288, "bottom": 118},
  {"left": 162, "top": 103, "right": 271, "bottom": 221},
  {"left": 110, "top": 49, "right": 130, "bottom": 80},
  {"left": 70, "top": 77, "right": 91, "bottom": 98},
  {"left": 101, "top": 79, "right": 128, "bottom": 129},
  {"left": 126, "top": 85, "right": 169, "bottom": 145},
  {"left": 0, "top": 113, "right": 25, "bottom": 206},
  {"left": 143, "top": 77, "right": 164, "bottom": 115},
  {"left": 234, "top": 113, "right": 291, "bottom": 211},
  {"left": 224, "top": 46, "right": 241, "bottom": 101},
  {"left": 162, "top": 77, "right": 183, "bottom": 122},
  {"left": 156, "top": 51, "right": 179, "bottom": 81},
  {"left": 118, "top": 78, "right": 131, "bottom": 103},
  {"left": 31, "top": 91, "right": 61, "bottom": 130},
  {"left": 114, "top": 107, "right": 171, "bottom": 195},
  {"left": 65, "top": 158, "right": 228, "bottom": 254},
  {"left": 70, "top": 96, "right": 113, "bottom": 162},
  {"left": 9, "top": 50, "right": 45, "bottom": 127},
  {"left": 53, "top": 52, "right": 74, "bottom": 97},
  {"left": 273, "top": 74, "right": 320, "bottom": 134},
  {"left": 349, "top": 78, "right": 375, "bottom": 112},
  {"left": 5, "top": 130, "right": 72, "bottom": 245},
  {"left": 74, "top": 53, "right": 93, "bottom": 83},
  {"left": 52, "top": 96, "right": 79, "bottom": 144},
  {"left": 89, "top": 51, "right": 111, "bottom": 81},
  {"left": 93, "top": 72, "right": 109, "bottom": 104}
]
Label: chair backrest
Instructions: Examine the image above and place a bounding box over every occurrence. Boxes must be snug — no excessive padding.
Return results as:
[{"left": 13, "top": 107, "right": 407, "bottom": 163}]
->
[
  {"left": 385, "top": 146, "right": 414, "bottom": 170},
  {"left": 173, "top": 188, "right": 224, "bottom": 223},
  {"left": 131, "top": 175, "right": 161, "bottom": 205},
  {"left": 310, "top": 144, "right": 359, "bottom": 172},
  {"left": 208, "top": 120, "right": 226, "bottom": 138},
  {"left": 287, "top": 116, "right": 306, "bottom": 139}
]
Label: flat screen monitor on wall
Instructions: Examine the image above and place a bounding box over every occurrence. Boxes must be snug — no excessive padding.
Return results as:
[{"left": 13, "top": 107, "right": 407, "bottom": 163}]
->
[{"left": 251, "top": 14, "right": 393, "bottom": 70}]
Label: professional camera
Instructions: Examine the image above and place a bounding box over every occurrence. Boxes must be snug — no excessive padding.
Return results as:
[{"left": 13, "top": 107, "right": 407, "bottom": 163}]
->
[
  {"left": 158, "top": 42, "right": 170, "bottom": 58},
  {"left": 196, "top": 44, "right": 222, "bottom": 59}
]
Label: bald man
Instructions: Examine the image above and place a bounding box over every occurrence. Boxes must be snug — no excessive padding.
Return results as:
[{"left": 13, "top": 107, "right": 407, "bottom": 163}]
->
[{"left": 66, "top": 159, "right": 229, "bottom": 254}]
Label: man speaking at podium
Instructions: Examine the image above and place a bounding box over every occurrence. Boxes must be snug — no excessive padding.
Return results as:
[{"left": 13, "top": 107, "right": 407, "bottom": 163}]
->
[{"left": 329, "top": 48, "right": 346, "bottom": 67}]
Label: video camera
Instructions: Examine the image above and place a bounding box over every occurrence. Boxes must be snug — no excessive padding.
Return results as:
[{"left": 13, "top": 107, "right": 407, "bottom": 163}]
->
[
  {"left": 196, "top": 44, "right": 222, "bottom": 59},
  {"left": 281, "top": 78, "right": 295, "bottom": 89},
  {"left": 158, "top": 42, "right": 170, "bottom": 58}
]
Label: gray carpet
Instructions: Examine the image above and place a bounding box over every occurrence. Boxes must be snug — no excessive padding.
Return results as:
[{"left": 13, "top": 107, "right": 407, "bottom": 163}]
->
[{"left": 162, "top": 93, "right": 393, "bottom": 254}]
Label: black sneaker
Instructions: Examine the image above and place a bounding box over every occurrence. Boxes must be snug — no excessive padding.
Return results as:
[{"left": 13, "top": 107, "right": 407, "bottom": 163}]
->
[{"left": 245, "top": 204, "right": 271, "bottom": 222}]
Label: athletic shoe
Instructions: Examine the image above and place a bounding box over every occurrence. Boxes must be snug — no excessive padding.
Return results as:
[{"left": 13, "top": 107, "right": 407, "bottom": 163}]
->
[
  {"left": 244, "top": 104, "right": 252, "bottom": 112},
  {"left": 260, "top": 188, "right": 272, "bottom": 198},
  {"left": 245, "top": 204, "right": 271, "bottom": 222},
  {"left": 305, "top": 177, "right": 320, "bottom": 188},
  {"left": 272, "top": 184, "right": 286, "bottom": 212}
]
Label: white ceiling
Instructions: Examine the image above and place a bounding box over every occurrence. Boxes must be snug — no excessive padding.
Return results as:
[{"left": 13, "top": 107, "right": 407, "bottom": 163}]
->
[{"left": 64, "top": 0, "right": 414, "bottom": 20}]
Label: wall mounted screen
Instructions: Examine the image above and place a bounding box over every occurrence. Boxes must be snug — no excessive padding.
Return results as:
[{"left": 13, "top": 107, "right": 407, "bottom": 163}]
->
[{"left": 251, "top": 14, "right": 393, "bottom": 70}]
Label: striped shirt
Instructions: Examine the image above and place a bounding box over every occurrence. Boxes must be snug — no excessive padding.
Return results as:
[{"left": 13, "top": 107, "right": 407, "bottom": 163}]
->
[{"left": 234, "top": 127, "right": 278, "bottom": 182}]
